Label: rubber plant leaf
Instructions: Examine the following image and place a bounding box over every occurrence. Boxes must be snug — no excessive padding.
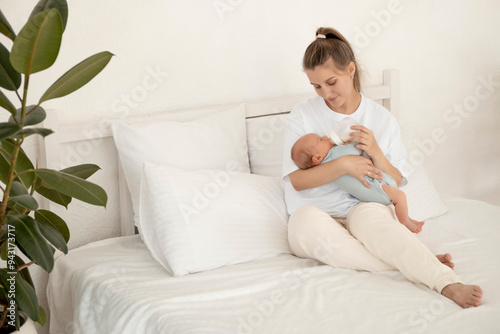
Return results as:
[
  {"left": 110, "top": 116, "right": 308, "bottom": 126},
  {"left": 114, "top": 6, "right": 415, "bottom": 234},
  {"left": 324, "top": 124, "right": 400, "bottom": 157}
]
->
[
  {"left": 0, "top": 10, "right": 16, "bottom": 41},
  {"left": 0, "top": 43, "right": 21, "bottom": 91},
  {"left": 39, "top": 51, "right": 113, "bottom": 103},
  {"left": 35, "top": 209, "right": 70, "bottom": 243},
  {"left": 10, "top": 9, "right": 63, "bottom": 75},
  {"left": 29, "top": 0, "right": 68, "bottom": 32},
  {"left": 5, "top": 215, "right": 54, "bottom": 273},
  {"left": 9, "top": 105, "right": 46, "bottom": 126},
  {"left": 35, "top": 169, "right": 107, "bottom": 207}
]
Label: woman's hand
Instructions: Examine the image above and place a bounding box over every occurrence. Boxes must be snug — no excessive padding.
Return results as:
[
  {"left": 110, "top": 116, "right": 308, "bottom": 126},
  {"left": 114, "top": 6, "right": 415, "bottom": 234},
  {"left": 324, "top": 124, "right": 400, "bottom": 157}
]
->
[
  {"left": 337, "top": 155, "right": 383, "bottom": 188},
  {"left": 349, "top": 125, "right": 403, "bottom": 186},
  {"left": 289, "top": 154, "right": 383, "bottom": 191},
  {"left": 349, "top": 125, "right": 384, "bottom": 161}
]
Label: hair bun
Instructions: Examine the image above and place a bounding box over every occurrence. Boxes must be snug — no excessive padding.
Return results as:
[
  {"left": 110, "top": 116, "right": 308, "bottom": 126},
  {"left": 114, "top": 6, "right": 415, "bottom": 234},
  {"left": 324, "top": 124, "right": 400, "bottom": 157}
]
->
[{"left": 316, "top": 32, "right": 340, "bottom": 41}]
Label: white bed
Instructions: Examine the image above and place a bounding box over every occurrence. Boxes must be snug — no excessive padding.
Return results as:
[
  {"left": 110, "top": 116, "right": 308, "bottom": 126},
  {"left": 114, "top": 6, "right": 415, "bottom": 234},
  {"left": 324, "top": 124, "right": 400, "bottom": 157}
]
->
[{"left": 46, "top": 70, "right": 500, "bottom": 334}]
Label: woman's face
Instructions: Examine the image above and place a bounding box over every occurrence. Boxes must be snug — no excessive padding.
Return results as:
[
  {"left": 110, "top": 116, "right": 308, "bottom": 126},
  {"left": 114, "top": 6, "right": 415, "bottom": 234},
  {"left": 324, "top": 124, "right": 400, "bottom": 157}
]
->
[{"left": 305, "top": 58, "right": 356, "bottom": 113}]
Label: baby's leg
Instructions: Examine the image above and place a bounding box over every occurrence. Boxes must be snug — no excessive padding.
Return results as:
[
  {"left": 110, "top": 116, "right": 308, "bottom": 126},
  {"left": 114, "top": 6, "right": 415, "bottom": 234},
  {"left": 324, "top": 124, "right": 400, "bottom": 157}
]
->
[{"left": 381, "top": 185, "right": 424, "bottom": 233}]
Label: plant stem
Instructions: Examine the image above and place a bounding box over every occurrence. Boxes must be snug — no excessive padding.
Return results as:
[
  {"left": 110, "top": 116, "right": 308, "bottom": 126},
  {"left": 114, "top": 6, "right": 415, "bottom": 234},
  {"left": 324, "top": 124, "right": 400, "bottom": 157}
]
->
[
  {"left": 17, "top": 261, "right": 35, "bottom": 272},
  {"left": 0, "top": 143, "right": 20, "bottom": 218},
  {"left": 0, "top": 74, "right": 29, "bottom": 222},
  {"left": 0, "top": 301, "right": 8, "bottom": 329}
]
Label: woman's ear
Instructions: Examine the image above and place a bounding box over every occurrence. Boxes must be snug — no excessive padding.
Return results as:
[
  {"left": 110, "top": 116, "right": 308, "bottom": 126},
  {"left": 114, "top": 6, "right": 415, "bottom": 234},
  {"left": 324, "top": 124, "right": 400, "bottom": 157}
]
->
[{"left": 348, "top": 61, "right": 356, "bottom": 78}]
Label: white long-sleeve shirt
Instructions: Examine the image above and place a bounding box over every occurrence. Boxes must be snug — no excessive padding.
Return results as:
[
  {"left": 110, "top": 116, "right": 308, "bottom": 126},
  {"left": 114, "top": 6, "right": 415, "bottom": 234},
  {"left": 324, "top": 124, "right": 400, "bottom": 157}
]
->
[{"left": 282, "top": 95, "right": 408, "bottom": 218}]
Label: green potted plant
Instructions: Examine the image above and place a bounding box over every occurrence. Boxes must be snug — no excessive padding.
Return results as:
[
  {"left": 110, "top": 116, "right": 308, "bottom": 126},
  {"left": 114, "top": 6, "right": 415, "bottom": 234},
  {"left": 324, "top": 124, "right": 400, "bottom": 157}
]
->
[{"left": 0, "top": 0, "right": 112, "bottom": 332}]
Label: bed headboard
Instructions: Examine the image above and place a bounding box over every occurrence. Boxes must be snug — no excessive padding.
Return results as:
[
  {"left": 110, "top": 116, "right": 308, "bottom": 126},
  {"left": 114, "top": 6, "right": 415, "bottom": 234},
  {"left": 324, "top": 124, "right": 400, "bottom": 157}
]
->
[{"left": 39, "top": 69, "right": 399, "bottom": 236}]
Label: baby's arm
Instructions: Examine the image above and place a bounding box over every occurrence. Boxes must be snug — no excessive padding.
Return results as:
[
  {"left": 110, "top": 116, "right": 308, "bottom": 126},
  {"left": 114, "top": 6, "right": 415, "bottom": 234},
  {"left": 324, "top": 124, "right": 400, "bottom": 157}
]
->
[{"left": 325, "top": 143, "right": 398, "bottom": 204}]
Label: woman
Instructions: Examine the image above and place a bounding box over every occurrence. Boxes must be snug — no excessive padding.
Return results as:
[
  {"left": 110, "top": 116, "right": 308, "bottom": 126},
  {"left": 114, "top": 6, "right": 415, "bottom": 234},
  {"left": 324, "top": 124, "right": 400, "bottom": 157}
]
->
[{"left": 282, "top": 27, "right": 482, "bottom": 308}]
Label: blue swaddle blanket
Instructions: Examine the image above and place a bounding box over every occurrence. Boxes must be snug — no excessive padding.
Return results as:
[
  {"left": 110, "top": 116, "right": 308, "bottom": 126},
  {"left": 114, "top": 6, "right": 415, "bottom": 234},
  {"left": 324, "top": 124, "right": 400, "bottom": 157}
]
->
[{"left": 322, "top": 142, "right": 397, "bottom": 205}]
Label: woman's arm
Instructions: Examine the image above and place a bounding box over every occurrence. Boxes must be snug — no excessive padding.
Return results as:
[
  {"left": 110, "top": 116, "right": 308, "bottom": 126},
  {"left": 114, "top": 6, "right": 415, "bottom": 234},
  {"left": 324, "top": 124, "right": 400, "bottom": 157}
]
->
[
  {"left": 350, "top": 125, "right": 403, "bottom": 186},
  {"left": 289, "top": 155, "right": 383, "bottom": 191}
]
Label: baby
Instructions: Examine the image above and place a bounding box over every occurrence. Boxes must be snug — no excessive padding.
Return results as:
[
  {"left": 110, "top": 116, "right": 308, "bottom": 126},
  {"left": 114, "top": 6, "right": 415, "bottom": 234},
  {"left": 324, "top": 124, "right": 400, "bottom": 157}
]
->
[{"left": 291, "top": 133, "right": 424, "bottom": 233}]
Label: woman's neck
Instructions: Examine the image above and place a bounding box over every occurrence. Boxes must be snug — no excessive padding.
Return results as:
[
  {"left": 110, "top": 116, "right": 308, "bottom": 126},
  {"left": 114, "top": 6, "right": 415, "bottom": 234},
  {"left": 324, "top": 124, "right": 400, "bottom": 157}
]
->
[{"left": 329, "top": 92, "right": 361, "bottom": 115}]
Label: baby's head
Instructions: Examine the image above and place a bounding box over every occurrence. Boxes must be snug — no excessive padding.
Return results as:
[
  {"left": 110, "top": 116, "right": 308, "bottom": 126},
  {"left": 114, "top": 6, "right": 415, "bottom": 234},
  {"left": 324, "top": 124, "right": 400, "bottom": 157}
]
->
[{"left": 291, "top": 133, "right": 333, "bottom": 169}]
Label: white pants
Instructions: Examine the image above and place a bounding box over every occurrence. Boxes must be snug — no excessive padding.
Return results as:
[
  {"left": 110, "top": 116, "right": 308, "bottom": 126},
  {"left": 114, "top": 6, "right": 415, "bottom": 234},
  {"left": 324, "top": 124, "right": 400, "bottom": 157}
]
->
[{"left": 287, "top": 203, "right": 462, "bottom": 293}]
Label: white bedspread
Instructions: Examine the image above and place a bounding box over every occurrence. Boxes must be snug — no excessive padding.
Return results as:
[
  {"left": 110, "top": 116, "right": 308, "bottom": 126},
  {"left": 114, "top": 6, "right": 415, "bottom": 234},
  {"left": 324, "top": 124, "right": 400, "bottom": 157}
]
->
[{"left": 48, "top": 197, "right": 500, "bottom": 334}]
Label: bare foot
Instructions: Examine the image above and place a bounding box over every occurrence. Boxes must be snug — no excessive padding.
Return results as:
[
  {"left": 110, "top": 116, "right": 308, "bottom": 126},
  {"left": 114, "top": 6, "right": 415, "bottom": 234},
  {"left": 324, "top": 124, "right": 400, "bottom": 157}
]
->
[
  {"left": 401, "top": 219, "right": 425, "bottom": 234},
  {"left": 436, "top": 253, "right": 455, "bottom": 270},
  {"left": 441, "top": 283, "right": 483, "bottom": 308},
  {"left": 411, "top": 219, "right": 425, "bottom": 233}
]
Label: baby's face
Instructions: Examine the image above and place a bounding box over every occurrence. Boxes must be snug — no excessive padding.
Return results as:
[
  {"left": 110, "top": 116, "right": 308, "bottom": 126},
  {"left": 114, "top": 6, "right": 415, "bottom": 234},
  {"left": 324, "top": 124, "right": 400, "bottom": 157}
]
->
[{"left": 303, "top": 133, "right": 333, "bottom": 157}]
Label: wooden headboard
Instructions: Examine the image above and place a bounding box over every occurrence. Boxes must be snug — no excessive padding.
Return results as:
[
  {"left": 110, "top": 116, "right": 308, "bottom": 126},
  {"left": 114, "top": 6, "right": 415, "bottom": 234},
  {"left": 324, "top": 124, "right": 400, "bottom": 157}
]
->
[{"left": 39, "top": 69, "right": 399, "bottom": 236}]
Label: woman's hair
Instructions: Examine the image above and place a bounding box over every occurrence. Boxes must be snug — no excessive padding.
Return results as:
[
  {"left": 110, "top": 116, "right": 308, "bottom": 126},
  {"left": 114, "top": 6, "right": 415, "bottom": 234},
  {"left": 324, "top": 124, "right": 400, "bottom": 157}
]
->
[{"left": 303, "top": 27, "right": 361, "bottom": 92}]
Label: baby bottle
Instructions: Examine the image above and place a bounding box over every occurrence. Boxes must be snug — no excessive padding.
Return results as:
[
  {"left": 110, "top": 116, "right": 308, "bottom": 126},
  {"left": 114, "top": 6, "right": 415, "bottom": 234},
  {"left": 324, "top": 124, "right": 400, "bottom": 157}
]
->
[{"left": 329, "top": 117, "right": 358, "bottom": 145}]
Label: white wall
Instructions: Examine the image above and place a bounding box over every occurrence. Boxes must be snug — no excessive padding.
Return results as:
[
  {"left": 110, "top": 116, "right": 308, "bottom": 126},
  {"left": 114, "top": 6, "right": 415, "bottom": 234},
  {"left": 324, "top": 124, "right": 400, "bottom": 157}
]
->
[{"left": 2, "top": 1, "right": 500, "bottom": 333}]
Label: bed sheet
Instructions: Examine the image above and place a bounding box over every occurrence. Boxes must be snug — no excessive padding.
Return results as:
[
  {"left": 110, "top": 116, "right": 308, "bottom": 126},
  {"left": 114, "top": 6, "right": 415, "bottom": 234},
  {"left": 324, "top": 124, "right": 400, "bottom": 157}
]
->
[{"left": 48, "top": 197, "right": 500, "bottom": 334}]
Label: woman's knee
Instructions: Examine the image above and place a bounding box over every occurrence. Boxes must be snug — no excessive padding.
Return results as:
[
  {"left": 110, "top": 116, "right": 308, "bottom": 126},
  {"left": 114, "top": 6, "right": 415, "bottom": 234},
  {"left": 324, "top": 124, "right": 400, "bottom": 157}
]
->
[
  {"left": 287, "top": 206, "right": 335, "bottom": 256},
  {"left": 348, "top": 202, "right": 394, "bottom": 222},
  {"left": 346, "top": 202, "right": 398, "bottom": 236},
  {"left": 288, "top": 205, "right": 335, "bottom": 235}
]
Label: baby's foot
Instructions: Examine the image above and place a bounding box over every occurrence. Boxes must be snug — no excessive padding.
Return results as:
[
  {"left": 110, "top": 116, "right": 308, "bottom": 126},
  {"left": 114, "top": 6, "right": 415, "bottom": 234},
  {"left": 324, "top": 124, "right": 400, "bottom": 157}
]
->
[
  {"left": 441, "top": 283, "right": 483, "bottom": 308},
  {"left": 410, "top": 219, "right": 425, "bottom": 233},
  {"left": 402, "top": 219, "right": 425, "bottom": 233}
]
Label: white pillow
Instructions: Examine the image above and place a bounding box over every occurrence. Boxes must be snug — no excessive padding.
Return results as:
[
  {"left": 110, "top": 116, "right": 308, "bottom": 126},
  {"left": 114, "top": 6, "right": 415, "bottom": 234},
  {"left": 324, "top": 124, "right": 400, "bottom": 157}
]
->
[
  {"left": 400, "top": 166, "right": 448, "bottom": 221},
  {"left": 139, "top": 163, "right": 291, "bottom": 276},
  {"left": 399, "top": 124, "right": 448, "bottom": 221},
  {"left": 111, "top": 105, "right": 250, "bottom": 226}
]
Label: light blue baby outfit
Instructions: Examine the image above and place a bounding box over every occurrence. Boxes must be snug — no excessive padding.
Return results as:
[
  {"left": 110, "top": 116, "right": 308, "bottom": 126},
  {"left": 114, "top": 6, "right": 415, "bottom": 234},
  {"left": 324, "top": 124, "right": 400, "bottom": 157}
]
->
[{"left": 322, "top": 142, "right": 397, "bottom": 205}]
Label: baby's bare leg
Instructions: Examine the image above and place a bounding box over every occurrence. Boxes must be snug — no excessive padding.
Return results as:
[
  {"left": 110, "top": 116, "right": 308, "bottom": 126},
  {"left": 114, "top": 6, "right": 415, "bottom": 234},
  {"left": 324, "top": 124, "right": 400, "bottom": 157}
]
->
[{"left": 382, "top": 185, "right": 424, "bottom": 233}]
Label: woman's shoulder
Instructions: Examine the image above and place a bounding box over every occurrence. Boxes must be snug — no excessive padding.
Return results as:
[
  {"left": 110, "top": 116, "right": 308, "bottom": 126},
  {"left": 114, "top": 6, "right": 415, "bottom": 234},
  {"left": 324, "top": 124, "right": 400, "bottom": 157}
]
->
[
  {"left": 291, "top": 95, "right": 323, "bottom": 113},
  {"left": 361, "top": 95, "right": 397, "bottom": 123}
]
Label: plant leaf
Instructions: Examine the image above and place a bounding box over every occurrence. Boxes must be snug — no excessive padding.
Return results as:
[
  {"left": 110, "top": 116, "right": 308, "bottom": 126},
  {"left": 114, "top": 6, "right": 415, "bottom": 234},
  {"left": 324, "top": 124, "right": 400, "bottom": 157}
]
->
[
  {"left": 17, "top": 275, "right": 40, "bottom": 322},
  {"left": 14, "top": 127, "right": 53, "bottom": 138},
  {"left": 30, "top": 0, "right": 68, "bottom": 32},
  {"left": 35, "top": 209, "right": 70, "bottom": 243},
  {"left": 5, "top": 215, "right": 54, "bottom": 272},
  {"left": 10, "top": 9, "right": 63, "bottom": 75},
  {"left": 61, "top": 163, "right": 100, "bottom": 180},
  {"left": 35, "top": 185, "right": 71, "bottom": 208},
  {"left": 0, "top": 240, "right": 7, "bottom": 261},
  {"left": 0, "top": 42, "right": 22, "bottom": 91},
  {"left": 39, "top": 51, "right": 113, "bottom": 103},
  {"left": 0, "top": 10, "right": 16, "bottom": 41},
  {"left": 13, "top": 255, "right": 35, "bottom": 288},
  {"left": 37, "top": 305, "right": 47, "bottom": 326},
  {"left": 0, "top": 89, "right": 17, "bottom": 115},
  {"left": 35, "top": 169, "right": 107, "bottom": 207},
  {"left": 9, "top": 105, "right": 46, "bottom": 126},
  {"left": 9, "top": 181, "right": 38, "bottom": 210},
  {"left": 34, "top": 217, "right": 68, "bottom": 254},
  {"left": 0, "top": 139, "right": 35, "bottom": 188},
  {"left": 0, "top": 122, "right": 20, "bottom": 140},
  {"left": 0, "top": 270, "right": 40, "bottom": 322}
]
